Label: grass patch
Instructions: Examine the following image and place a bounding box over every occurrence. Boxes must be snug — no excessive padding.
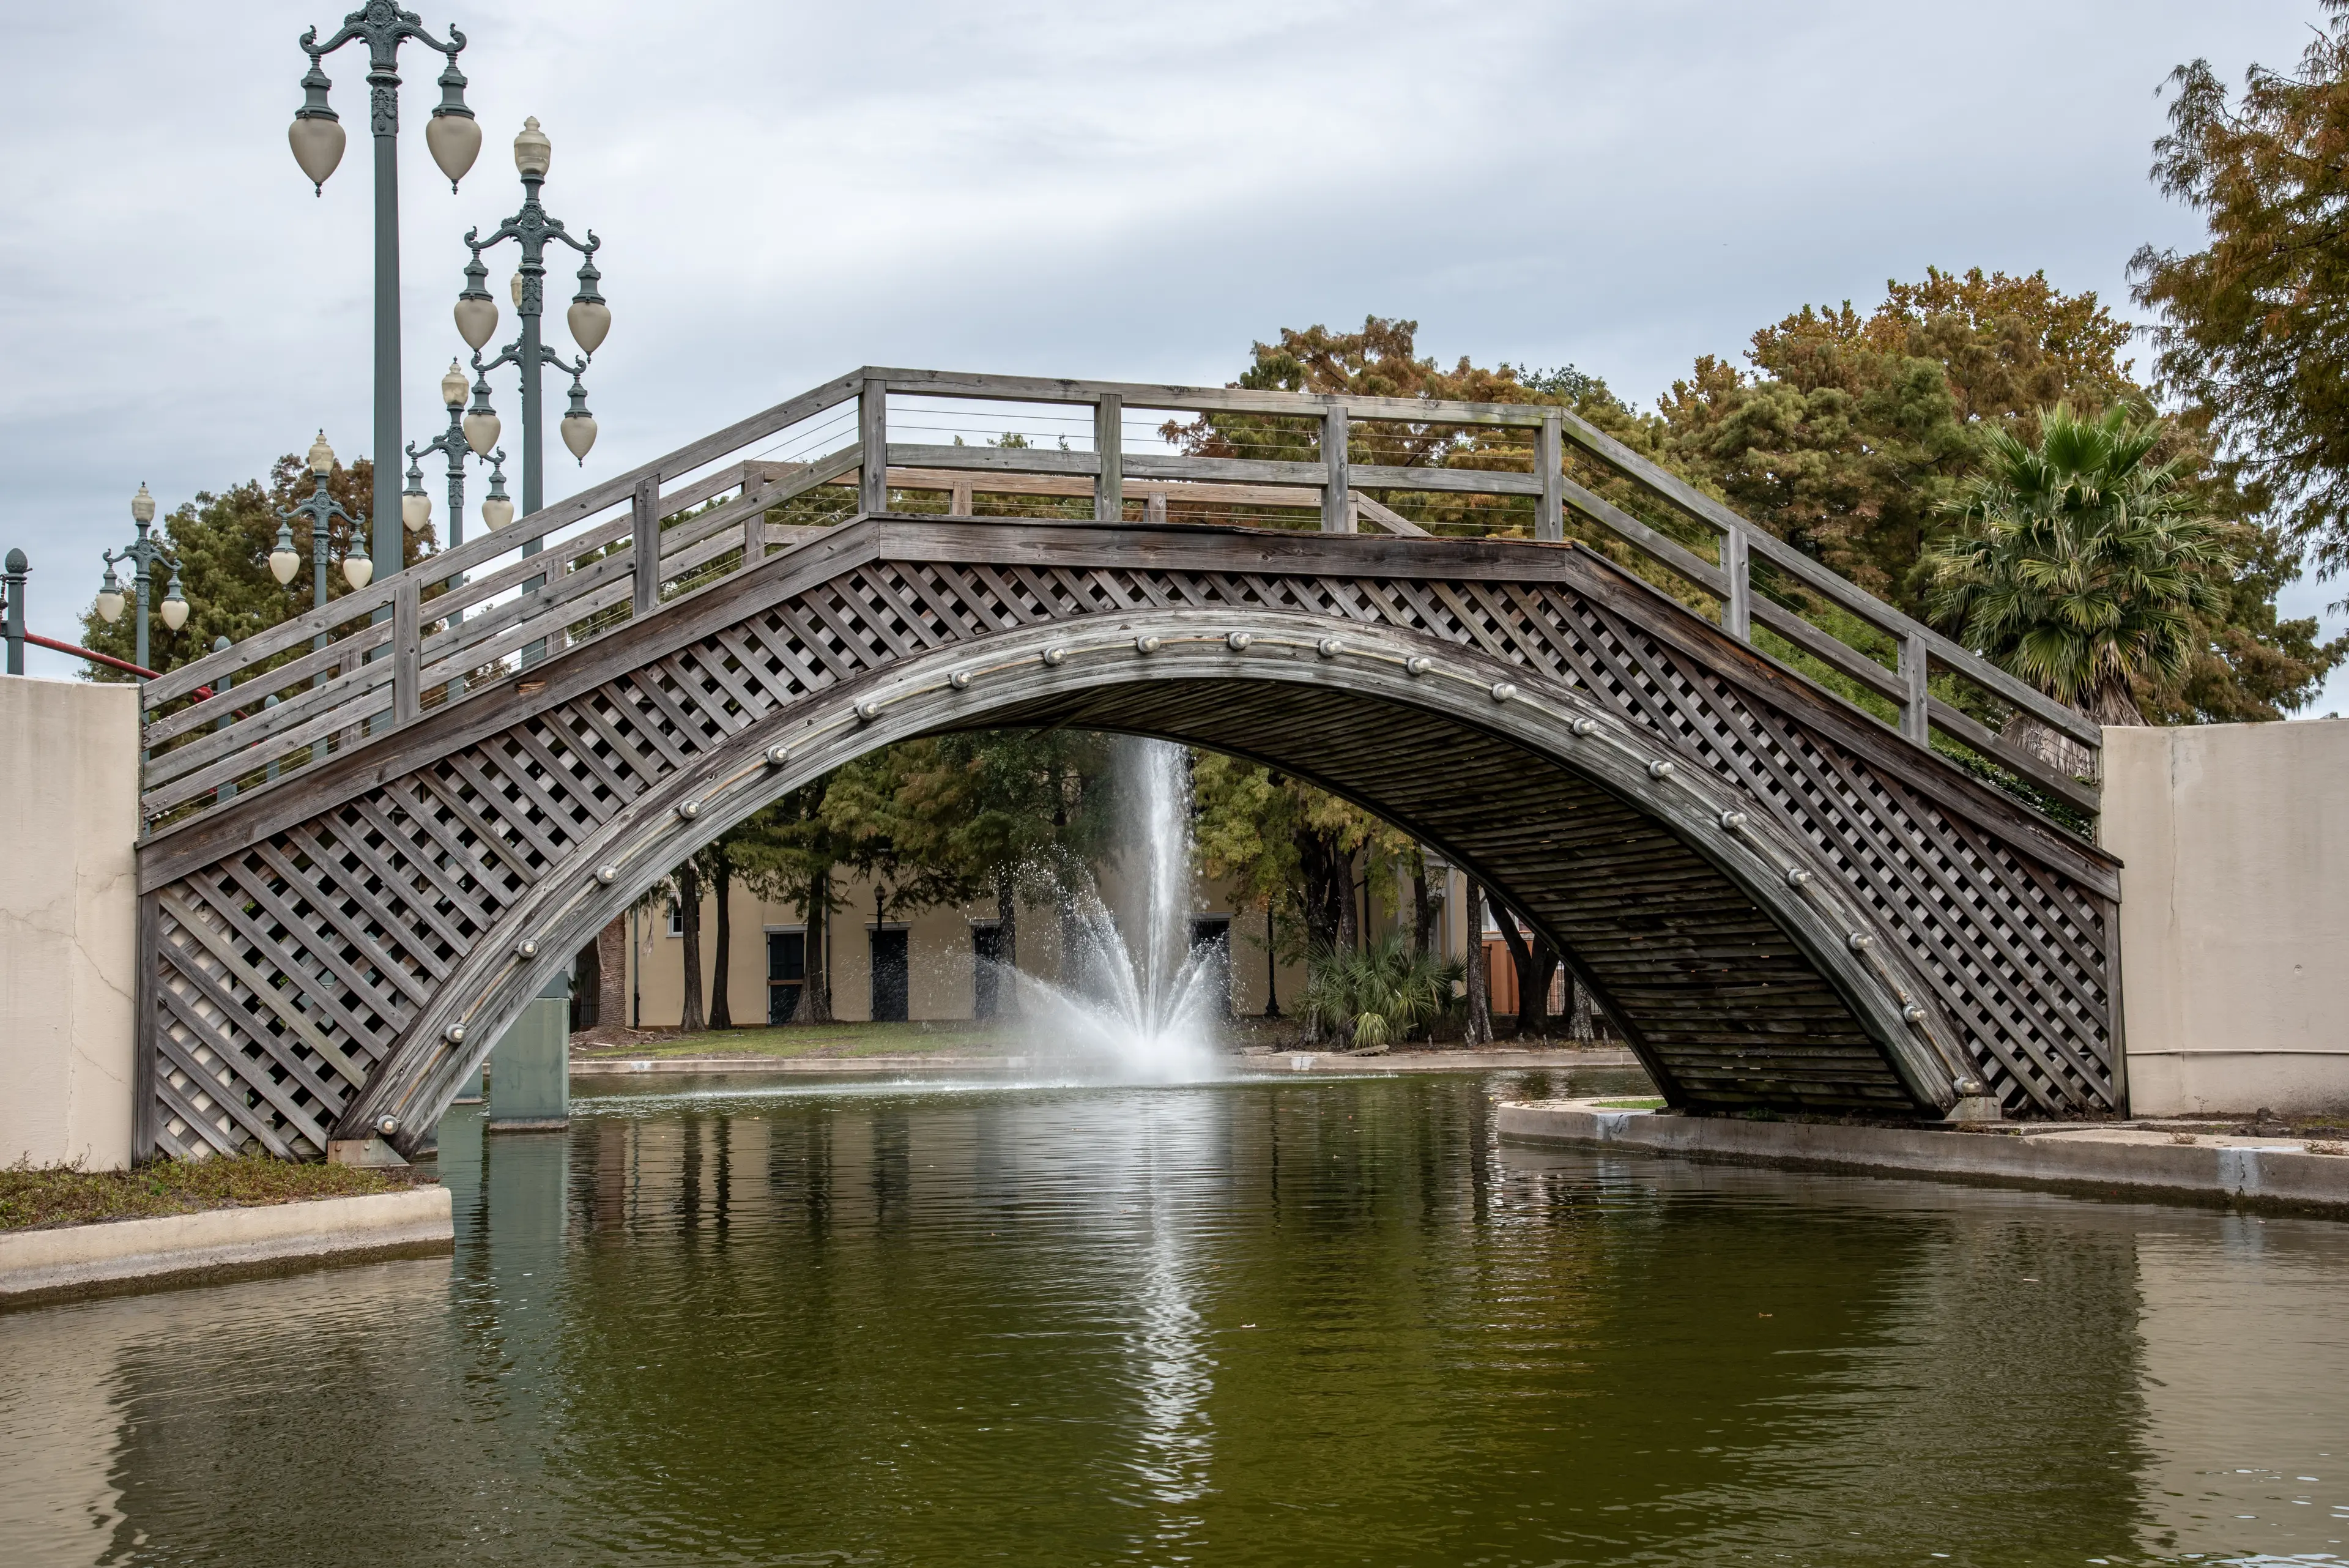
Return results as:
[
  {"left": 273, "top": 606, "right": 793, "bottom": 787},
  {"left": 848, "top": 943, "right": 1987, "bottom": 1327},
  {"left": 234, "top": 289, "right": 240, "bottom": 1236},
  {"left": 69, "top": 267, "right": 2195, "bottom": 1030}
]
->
[
  {"left": 577, "top": 1019, "right": 1015, "bottom": 1061},
  {"left": 1, "top": 1156, "right": 428, "bottom": 1233},
  {"left": 1589, "top": 1098, "right": 1665, "bottom": 1110}
]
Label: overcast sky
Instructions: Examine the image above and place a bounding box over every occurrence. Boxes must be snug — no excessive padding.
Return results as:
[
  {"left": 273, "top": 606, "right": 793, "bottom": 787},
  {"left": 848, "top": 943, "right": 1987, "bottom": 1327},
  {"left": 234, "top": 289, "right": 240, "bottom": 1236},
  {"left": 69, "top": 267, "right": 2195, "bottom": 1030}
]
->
[{"left": 2, "top": 1, "right": 2336, "bottom": 700}]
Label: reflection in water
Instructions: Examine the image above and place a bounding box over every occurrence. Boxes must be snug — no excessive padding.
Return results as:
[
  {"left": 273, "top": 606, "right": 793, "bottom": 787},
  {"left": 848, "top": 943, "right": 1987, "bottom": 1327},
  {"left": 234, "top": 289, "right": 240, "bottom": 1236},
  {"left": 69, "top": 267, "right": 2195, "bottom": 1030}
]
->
[{"left": 0, "top": 1070, "right": 2344, "bottom": 1567}]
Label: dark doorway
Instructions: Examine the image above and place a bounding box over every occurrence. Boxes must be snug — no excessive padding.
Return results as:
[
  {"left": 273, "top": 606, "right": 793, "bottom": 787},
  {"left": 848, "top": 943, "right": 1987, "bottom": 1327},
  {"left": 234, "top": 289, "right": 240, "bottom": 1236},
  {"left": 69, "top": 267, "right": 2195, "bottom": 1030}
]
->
[
  {"left": 972, "top": 923, "right": 1009, "bottom": 1020},
  {"left": 870, "top": 928, "right": 910, "bottom": 1022},
  {"left": 768, "top": 931, "right": 806, "bottom": 1025},
  {"left": 1190, "top": 917, "right": 1232, "bottom": 1016},
  {"left": 570, "top": 938, "right": 601, "bottom": 1031}
]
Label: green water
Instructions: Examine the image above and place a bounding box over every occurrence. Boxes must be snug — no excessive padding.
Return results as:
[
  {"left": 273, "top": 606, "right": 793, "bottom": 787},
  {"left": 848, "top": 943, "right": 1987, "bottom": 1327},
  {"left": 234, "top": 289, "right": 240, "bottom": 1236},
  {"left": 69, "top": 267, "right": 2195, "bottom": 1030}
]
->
[{"left": 4, "top": 1069, "right": 2347, "bottom": 1566}]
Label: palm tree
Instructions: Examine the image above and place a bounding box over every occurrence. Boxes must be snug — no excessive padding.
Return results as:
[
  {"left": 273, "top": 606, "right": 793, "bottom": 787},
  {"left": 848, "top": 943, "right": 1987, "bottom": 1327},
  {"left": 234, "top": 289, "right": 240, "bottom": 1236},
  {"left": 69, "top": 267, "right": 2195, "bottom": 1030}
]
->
[{"left": 1924, "top": 404, "right": 2234, "bottom": 761}]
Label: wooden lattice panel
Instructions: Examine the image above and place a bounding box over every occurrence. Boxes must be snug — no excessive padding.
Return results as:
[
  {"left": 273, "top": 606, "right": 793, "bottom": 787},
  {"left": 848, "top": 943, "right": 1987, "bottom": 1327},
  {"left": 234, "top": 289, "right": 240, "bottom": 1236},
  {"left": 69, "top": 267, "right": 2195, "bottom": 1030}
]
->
[{"left": 139, "top": 524, "right": 2120, "bottom": 1158}]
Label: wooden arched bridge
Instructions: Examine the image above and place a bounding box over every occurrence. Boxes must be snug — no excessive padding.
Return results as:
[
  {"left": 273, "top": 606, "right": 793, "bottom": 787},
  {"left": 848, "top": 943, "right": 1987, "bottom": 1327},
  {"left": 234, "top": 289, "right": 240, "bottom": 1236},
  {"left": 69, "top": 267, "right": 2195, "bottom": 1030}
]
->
[{"left": 132, "top": 368, "right": 2122, "bottom": 1161}]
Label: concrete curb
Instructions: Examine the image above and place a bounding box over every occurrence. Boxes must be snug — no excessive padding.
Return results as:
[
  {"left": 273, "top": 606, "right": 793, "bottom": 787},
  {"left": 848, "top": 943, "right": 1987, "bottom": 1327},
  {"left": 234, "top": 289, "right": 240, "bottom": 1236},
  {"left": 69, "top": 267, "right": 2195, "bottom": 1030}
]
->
[
  {"left": 571, "top": 1049, "right": 1643, "bottom": 1078},
  {"left": 1496, "top": 1101, "right": 2349, "bottom": 1218},
  {"left": 0, "top": 1186, "right": 454, "bottom": 1307}
]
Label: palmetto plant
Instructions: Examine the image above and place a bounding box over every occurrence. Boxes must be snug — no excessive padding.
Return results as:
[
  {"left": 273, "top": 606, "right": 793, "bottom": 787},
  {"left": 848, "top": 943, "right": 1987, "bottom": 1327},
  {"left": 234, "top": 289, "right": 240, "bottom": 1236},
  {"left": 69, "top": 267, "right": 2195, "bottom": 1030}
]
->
[
  {"left": 1301, "top": 936, "right": 1463, "bottom": 1048},
  {"left": 1924, "top": 403, "right": 2234, "bottom": 731}
]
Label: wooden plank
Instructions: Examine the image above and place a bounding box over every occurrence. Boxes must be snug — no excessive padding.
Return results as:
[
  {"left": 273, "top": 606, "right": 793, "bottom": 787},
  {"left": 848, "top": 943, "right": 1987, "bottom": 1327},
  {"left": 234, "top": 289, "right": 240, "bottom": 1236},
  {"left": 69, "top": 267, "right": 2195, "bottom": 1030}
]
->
[
  {"left": 859, "top": 377, "right": 888, "bottom": 514},
  {"left": 144, "top": 370, "right": 865, "bottom": 709},
  {"left": 1352, "top": 494, "right": 1431, "bottom": 537},
  {"left": 1926, "top": 696, "right": 2102, "bottom": 816},
  {"left": 1094, "top": 393, "right": 1123, "bottom": 523},
  {"left": 632, "top": 472, "right": 661, "bottom": 617},
  {"left": 1351, "top": 463, "right": 1542, "bottom": 497},
  {"left": 143, "top": 621, "right": 396, "bottom": 781},
  {"left": 1537, "top": 412, "right": 1564, "bottom": 543},
  {"left": 1721, "top": 526, "right": 1751, "bottom": 644},
  {"left": 1559, "top": 475, "right": 1726, "bottom": 593},
  {"left": 1899, "top": 631, "right": 1929, "bottom": 743},
  {"left": 1748, "top": 598, "right": 1906, "bottom": 705},
  {"left": 887, "top": 442, "right": 1098, "bottom": 478},
  {"left": 870, "top": 365, "right": 1557, "bottom": 428},
  {"left": 1323, "top": 409, "right": 1351, "bottom": 533},
  {"left": 393, "top": 581, "right": 420, "bottom": 726}
]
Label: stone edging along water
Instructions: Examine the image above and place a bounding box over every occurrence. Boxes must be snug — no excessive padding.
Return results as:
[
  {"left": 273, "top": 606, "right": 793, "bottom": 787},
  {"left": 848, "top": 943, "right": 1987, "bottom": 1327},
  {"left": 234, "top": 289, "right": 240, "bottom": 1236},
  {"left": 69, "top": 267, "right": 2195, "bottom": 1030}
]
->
[
  {"left": 0, "top": 1187, "right": 455, "bottom": 1307},
  {"left": 569, "top": 1047, "right": 1646, "bottom": 1078},
  {"left": 1497, "top": 1101, "right": 2349, "bottom": 1218}
]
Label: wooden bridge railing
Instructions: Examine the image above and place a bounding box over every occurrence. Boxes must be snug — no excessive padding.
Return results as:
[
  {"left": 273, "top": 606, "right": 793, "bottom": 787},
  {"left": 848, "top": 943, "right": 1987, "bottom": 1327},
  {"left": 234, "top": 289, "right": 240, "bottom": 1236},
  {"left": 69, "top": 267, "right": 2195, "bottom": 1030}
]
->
[{"left": 136, "top": 366, "right": 2104, "bottom": 836}]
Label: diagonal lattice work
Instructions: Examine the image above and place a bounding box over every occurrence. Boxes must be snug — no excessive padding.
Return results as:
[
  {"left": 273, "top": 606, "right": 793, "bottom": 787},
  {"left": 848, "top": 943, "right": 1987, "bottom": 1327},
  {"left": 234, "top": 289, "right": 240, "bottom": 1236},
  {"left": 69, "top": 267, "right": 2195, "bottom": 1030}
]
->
[{"left": 137, "top": 521, "right": 2120, "bottom": 1160}]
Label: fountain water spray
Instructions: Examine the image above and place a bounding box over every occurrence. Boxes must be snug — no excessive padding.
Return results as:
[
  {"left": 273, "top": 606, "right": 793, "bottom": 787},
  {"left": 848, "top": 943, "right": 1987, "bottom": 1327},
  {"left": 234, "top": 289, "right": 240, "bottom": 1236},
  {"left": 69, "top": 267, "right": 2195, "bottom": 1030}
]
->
[{"left": 1001, "top": 740, "right": 1225, "bottom": 1081}]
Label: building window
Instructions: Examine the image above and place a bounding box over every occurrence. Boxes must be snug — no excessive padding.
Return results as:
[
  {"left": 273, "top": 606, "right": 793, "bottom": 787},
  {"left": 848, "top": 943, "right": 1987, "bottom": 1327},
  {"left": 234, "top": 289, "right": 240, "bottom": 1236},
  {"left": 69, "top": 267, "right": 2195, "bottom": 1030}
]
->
[{"left": 667, "top": 902, "right": 682, "bottom": 938}]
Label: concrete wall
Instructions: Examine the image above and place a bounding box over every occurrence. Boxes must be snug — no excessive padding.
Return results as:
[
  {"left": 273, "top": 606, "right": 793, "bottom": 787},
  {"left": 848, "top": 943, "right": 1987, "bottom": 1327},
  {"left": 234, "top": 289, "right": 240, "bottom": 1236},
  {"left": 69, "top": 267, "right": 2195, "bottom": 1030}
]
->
[
  {"left": 0, "top": 677, "right": 140, "bottom": 1170},
  {"left": 2103, "top": 720, "right": 2349, "bottom": 1117}
]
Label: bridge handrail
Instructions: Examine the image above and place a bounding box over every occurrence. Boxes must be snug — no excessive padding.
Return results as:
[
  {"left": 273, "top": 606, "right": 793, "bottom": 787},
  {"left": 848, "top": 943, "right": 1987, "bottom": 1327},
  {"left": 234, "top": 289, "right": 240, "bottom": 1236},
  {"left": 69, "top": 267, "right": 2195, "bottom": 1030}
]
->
[{"left": 136, "top": 365, "right": 2102, "bottom": 833}]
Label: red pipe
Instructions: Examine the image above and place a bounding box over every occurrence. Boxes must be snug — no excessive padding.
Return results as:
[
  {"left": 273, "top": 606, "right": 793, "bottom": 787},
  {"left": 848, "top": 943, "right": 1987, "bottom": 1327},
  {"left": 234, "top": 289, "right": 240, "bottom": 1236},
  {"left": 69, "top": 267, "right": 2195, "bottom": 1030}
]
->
[{"left": 24, "top": 632, "right": 217, "bottom": 700}]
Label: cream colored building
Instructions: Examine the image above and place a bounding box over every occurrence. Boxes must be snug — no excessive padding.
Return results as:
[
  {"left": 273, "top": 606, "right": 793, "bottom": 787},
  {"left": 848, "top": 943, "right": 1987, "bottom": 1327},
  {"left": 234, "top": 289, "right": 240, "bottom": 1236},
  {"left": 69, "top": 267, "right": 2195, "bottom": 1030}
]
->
[{"left": 620, "top": 865, "right": 1325, "bottom": 1029}]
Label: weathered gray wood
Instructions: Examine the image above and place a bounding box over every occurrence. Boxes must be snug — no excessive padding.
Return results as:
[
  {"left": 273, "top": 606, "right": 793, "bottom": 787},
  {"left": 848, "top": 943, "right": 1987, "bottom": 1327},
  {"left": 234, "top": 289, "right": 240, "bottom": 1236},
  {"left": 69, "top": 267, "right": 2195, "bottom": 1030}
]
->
[
  {"left": 1323, "top": 409, "right": 1351, "bottom": 533},
  {"left": 143, "top": 374, "right": 865, "bottom": 709},
  {"left": 1350, "top": 463, "right": 1542, "bottom": 497},
  {"left": 1558, "top": 475, "right": 1727, "bottom": 593},
  {"left": 1352, "top": 494, "right": 1431, "bottom": 538},
  {"left": 1537, "top": 411, "right": 1564, "bottom": 543},
  {"left": 1899, "top": 631, "right": 1929, "bottom": 743},
  {"left": 1094, "top": 393, "right": 1123, "bottom": 523},
  {"left": 872, "top": 365, "right": 1561, "bottom": 427},
  {"left": 133, "top": 891, "right": 160, "bottom": 1159},
  {"left": 393, "top": 581, "right": 420, "bottom": 726},
  {"left": 1925, "top": 696, "right": 2102, "bottom": 816},
  {"left": 859, "top": 378, "right": 888, "bottom": 514},
  {"left": 1145, "top": 489, "right": 1167, "bottom": 524},
  {"left": 888, "top": 442, "right": 1097, "bottom": 478},
  {"left": 1750, "top": 598, "right": 1907, "bottom": 705},
  {"left": 631, "top": 474, "right": 661, "bottom": 618},
  {"left": 1721, "top": 527, "right": 1751, "bottom": 643}
]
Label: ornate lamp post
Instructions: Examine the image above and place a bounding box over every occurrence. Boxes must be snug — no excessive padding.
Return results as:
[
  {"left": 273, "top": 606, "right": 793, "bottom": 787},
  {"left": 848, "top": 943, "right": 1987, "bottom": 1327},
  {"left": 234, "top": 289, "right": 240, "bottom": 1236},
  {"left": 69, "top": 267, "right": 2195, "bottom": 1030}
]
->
[
  {"left": 452, "top": 116, "right": 607, "bottom": 536},
  {"left": 289, "top": 4, "right": 483, "bottom": 594},
  {"left": 404, "top": 359, "right": 476, "bottom": 552},
  {"left": 95, "top": 484, "right": 190, "bottom": 677},
  {"left": 271, "top": 433, "right": 373, "bottom": 652}
]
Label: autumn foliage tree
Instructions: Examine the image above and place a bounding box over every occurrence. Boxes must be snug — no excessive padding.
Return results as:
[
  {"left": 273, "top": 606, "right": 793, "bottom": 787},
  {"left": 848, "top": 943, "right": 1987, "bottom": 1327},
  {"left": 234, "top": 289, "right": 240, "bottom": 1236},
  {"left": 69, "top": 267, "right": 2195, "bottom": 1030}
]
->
[{"left": 2134, "top": 2, "right": 2349, "bottom": 588}]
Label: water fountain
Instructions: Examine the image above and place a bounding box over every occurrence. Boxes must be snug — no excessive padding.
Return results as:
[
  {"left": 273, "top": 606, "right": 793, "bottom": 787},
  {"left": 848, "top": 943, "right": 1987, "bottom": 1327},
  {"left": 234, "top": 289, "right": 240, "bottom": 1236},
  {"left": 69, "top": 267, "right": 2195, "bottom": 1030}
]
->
[{"left": 1001, "top": 739, "right": 1225, "bottom": 1082}]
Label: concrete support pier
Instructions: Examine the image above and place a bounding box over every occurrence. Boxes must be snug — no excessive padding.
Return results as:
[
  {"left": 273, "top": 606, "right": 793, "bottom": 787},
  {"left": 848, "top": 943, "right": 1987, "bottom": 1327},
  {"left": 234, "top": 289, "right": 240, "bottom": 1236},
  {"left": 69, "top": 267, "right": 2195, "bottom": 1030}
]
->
[
  {"left": 487, "top": 975, "right": 570, "bottom": 1133},
  {"left": 1497, "top": 1100, "right": 2349, "bottom": 1217}
]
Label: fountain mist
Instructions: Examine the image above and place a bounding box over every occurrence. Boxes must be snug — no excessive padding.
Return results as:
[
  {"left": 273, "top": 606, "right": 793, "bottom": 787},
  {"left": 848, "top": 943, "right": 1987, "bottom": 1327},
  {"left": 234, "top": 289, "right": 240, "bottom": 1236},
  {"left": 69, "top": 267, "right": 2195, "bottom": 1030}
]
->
[{"left": 1004, "top": 739, "right": 1224, "bottom": 1082}]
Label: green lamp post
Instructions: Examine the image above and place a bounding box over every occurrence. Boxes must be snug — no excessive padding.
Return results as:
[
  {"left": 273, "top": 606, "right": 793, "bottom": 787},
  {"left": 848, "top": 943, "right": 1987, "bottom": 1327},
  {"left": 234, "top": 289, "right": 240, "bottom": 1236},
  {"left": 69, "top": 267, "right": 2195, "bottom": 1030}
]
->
[
  {"left": 289, "top": 3, "right": 482, "bottom": 597},
  {"left": 94, "top": 484, "right": 190, "bottom": 677},
  {"left": 270, "top": 432, "right": 373, "bottom": 653}
]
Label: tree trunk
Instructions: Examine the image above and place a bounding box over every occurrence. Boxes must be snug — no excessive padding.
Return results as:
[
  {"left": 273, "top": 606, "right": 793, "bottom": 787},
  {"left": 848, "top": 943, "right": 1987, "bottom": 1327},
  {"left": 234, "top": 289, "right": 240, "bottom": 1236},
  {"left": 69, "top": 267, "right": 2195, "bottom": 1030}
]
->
[
  {"left": 677, "top": 863, "right": 705, "bottom": 1034},
  {"left": 1490, "top": 902, "right": 1534, "bottom": 1041},
  {"left": 801, "top": 866, "right": 833, "bottom": 1023},
  {"left": 1567, "top": 969, "right": 1598, "bottom": 1039},
  {"left": 708, "top": 849, "right": 733, "bottom": 1031},
  {"left": 1523, "top": 933, "right": 1559, "bottom": 1040},
  {"left": 596, "top": 916, "right": 626, "bottom": 1037},
  {"left": 1411, "top": 858, "right": 1433, "bottom": 957},
  {"left": 1463, "top": 879, "right": 1493, "bottom": 1046},
  {"left": 1335, "top": 849, "right": 1360, "bottom": 953},
  {"left": 1263, "top": 902, "right": 1282, "bottom": 1019}
]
